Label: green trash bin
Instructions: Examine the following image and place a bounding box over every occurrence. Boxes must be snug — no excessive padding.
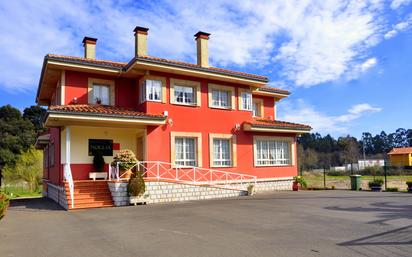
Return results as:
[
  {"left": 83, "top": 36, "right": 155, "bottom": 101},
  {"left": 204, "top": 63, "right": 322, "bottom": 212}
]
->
[{"left": 350, "top": 175, "right": 362, "bottom": 190}]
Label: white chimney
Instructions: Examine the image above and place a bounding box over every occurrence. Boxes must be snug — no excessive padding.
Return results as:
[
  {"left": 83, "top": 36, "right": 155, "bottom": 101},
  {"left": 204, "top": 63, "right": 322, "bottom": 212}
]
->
[
  {"left": 194, "top": 31, "right": 210, "bottom": 67},
  {"left": 134, "top": 26, "right": 149, "bottom": 57},
  {"left": 82, "top": 37, "right": 97, "bottom": 59}
]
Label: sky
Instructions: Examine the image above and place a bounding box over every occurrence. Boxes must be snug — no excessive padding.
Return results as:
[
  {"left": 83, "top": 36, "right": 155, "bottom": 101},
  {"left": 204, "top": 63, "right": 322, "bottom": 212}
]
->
[{"left": 0, "top": 0, "right": 411, "bottom": 138}]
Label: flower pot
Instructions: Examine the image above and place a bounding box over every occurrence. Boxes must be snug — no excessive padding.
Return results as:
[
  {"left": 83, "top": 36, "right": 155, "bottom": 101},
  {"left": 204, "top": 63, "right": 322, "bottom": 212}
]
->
[
  {"left": 370, "top": 186, "right": 382, "bottom": 192},
  {"left": 129, "top": 195, "right": 148, "bottom": 205},
  {"left": 408, "top": 187, "right": 412, "bottom": 193},
  {"left": 120, "top": 169, "right": 132, "bottom": 179},
  {"left": 292, "top": 181, "right": 299, "bottom": 191}
]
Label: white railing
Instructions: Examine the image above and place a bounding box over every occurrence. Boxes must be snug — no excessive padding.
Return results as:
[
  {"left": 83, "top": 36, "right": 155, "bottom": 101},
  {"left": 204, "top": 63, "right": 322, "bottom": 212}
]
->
[
  {"left": 63, "top": 163, "right": 74, "bottom": 209},
  {"left": 109, "top": 161, "right": 257, "bottom": 191}
]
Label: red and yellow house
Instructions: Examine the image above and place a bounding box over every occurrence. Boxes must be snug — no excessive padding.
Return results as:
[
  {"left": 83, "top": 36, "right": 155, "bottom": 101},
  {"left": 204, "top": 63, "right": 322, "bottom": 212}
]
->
[{"left": 36, "top": 27, "right": 311, "bottom": 209}]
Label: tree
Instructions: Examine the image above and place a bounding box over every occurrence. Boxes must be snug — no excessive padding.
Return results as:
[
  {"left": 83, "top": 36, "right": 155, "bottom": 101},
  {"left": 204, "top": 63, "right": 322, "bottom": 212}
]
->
[
  {"left": 3, "top": 147, "right": 43, "bottom": 192},
  {"left": 0, "top": 105, "right": 36, "bottom": 186},
  {"left": 393, "top": 128, "right": 408, "bottom": 147},
  {"left": 23, "top": 105, "right": 46, "bottom": 134},
  {"left": 338, "top": 136, "right": 359, "bottom": 166}
]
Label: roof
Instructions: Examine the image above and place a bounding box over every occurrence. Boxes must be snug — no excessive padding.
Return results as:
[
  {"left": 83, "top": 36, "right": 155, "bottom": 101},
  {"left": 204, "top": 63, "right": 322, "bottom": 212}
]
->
[
  {"left": 48, "top": 104, "right": 165, "bottom": 120},
  {"left": 255, "top": 86, "right": 290, "bottom": 95},
  {"left": 388, "top": 147, "right": 412, "bottom": 155},
  {"left": 44, "top": 54, "right": 269, "bottom": 82},
  {"left": 245, "top": 119, "right": 312, "bottom": 131}
]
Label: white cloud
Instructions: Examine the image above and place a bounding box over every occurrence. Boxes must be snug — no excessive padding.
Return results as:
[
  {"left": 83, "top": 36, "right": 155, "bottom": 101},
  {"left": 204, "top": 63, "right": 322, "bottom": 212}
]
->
[
  {"left": 390, "top": 0, "right": 412, "bottom": 9},
  {"left": 0, "top": 0, "right": 409, "bottom": 92},
  {"left": 384, "top": 15, "right": 412, "bottom": 39},
  {"left": 360, "top": 57, "right": 378, "bottom": 72},
  {"left": 278, "top": 100, "right": 382, "bottom": 135}
]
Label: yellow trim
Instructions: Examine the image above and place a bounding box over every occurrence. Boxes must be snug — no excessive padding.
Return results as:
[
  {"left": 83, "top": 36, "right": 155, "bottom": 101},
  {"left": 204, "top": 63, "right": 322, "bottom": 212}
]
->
[
  {"left": 252, "top": 98, "right": 264, "bottom": 118},
  {"left": 139, "top": 75, "right": 167, "bottom": 104},
  {"left": 252, "top": 89, "right": 288, "bottom": 99},
  {"left": 170, "top": 132, "right": 202, "bottom": 167},
  {"left": 252, "top": 136, "right": 295, "bottom": 167},
  {"left": 238, "top": 88, "right": 252, "bottom": 111},
  {"left": 47, "top": 61, "right": 120, "bottom": 74},
  {"left": 209, "top": 133, "right": 237, "bottom": 168},
  {"left": 170, "top": 78, "right": 201, "bottom": 107},
  {"left": 207, "top": 83, "right": 236, "bottom": 110},
  {"left": 87, "top": 78, "right": 115, "bottom": 105},
  {"left": 60, "top": 70, "right": 65, "bottom": 105}
]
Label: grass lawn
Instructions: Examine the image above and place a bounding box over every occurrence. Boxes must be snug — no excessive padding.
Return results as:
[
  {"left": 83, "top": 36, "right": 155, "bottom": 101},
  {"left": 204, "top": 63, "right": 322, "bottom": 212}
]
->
[
  {"left": 303, "top": 173, "right": 412, "bottom": 190},
  {"left": 1, "top": 186, "right": 42, "bottom": 199}
]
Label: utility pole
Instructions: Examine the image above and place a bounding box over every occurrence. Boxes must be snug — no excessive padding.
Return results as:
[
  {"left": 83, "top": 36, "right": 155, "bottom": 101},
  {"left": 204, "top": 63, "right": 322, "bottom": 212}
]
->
[{"left": 362, "top": 133, "right": 366, "bottom": 171}]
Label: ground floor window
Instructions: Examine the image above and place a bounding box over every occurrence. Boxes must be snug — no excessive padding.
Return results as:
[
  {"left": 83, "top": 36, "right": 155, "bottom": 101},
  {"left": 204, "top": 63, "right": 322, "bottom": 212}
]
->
[
  {"left": 213, "top": 138, "right": 231, "bottom": 166},
  {"left": 255, "top": 138, "right": 291, "bottom": 166},
  {"left": 175, "top": 137, "right": 196, "bottom": 167}
]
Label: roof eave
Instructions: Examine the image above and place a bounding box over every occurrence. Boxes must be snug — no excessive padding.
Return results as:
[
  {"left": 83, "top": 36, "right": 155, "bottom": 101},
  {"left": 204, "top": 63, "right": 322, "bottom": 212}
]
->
[{"left": 243, "top": 123, "right": 312, "bottom": 134}]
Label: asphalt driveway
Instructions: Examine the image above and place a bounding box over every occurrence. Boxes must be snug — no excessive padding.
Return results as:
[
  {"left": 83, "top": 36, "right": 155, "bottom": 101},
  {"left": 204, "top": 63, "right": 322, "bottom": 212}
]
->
[{"left": 1, "top": 190, "right": 411, "bottom": 257}]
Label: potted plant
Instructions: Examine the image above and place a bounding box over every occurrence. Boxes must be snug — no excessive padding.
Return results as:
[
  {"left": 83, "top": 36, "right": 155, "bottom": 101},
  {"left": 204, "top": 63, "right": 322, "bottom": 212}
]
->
[
  {"left": 368, "top": 179, "right": 384, "bottom": 192},
  {"left": 0, "top": 192, "right": 10, "bottom": 220},
  {"left": 128, "top": 171, "right": 147, "bottom": 205},
  {"left": 89, "top": 151, "right": 108, "bottom": 180},
  {"left": 293, "top": 176, "right": 307, "bottom": 191},
  {"left": 247, "top": 184, "right": 255, "bottom": 196},
  {"left": 113, "top": 149, "right": 137, "bottom": 179},
  {"left": 406, "top": 181, "right": 412, "bottom": 193}
]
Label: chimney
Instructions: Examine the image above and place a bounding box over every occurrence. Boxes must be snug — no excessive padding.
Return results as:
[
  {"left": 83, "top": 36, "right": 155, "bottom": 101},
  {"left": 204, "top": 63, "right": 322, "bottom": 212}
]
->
[
  {"left": 194, "top": 31, "right": 210, "bottom": 68},
  {"left": 134, "top": 26, "right": 149, "bottom": 57},
  {"left": 82, "top": 37, "right": 97, "bottom": 59}
]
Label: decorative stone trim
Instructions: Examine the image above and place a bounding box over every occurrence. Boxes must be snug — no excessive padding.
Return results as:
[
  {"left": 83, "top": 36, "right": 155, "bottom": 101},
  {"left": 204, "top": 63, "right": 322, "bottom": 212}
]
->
[{"left": 47, "top": 183, "right": 68, "bottom": 210}]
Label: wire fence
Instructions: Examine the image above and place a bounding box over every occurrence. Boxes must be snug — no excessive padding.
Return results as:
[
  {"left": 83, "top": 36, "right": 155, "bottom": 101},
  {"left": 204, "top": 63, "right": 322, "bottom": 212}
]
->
[{"left": 301, "top": 166, "right": 412, "bottom": 191}]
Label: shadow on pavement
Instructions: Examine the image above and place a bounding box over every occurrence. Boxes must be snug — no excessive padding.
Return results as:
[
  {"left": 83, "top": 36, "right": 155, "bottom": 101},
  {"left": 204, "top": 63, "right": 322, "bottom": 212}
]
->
[{"left": 9, "top": 197, "right": 65, "bottom": 211}]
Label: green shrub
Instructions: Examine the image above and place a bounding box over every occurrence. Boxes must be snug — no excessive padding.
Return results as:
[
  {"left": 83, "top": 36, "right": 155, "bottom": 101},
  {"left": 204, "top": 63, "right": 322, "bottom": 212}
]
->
[
  {"left": 331, "top": 185, "right": 336, "bottom": 190},
  {"left": 293, "top": 176, "right": 307, "bottom": 188},
  {"left": 113, "top": 149, "right": 137, "bottom": 171},
  {"left": 368, "top": 179, "right": 384, "bottom": 188},
  {"left": 327, "top": 171, "right": 345, "bottom": 176},
  {"left": 386, "top": 187, "right": 398, "bottom": 192},
  {"left": 127, "top": 172, "right": 145, "bottom": 197},
  {"left": 0, "top": 192, "right": 10, "bottom": 220},
  {"left": 406, "top": 181, "right": 412, "bottom": 187},
  {"left": 92, "top": 152, "right": 105, "bottom": 172}
]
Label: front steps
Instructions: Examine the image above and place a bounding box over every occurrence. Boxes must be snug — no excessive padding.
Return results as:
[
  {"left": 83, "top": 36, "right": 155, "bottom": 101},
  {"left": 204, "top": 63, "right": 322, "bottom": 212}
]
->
[{"left": 64, "top": 180, "right": 114, "bottom": 210}]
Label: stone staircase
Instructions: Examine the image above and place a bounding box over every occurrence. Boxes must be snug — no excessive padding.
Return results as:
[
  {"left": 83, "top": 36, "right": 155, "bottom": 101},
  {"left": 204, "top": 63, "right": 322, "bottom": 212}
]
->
[{"left": 64, "top": 180, "right": 114, "bottom": 210}]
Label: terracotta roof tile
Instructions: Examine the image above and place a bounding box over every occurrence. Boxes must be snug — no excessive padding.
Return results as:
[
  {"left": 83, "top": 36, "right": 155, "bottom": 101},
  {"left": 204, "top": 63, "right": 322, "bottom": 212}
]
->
[
  {"left": 48, "top": 104, "right": 165, "bottom": 119},
  {"left": 388, "top": 147, "right": 412, "bottom": 155},
  {"left": 256, "top": 86, "right": 290, "bottom": 95},
  {"left": 47, "top": 54, "right": 126, "bottom": 68},
  {"left": 245, "top": 119, "right": 311, "bottom": 131},
  {"left": 138, "top": 56, "right": 268, "bottom": 81}
]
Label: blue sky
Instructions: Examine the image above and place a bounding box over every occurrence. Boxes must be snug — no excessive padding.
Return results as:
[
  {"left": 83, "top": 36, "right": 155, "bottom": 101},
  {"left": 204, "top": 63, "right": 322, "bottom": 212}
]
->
[{"left": 0, "top": 0, "right": 411, "bottom": 138}]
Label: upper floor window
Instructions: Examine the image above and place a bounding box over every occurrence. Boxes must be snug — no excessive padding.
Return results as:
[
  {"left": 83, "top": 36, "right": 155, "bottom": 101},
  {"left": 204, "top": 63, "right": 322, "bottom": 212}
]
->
[
  {"left": 142, "top": 79, "right": 162, "bottom": 102},
  {"left": 240, "top": 92, "right": 252, "bottom": 111},
  {"left": 252, "top": 98, "right": 264, "bottom": 117},
  {"left": 93, "top": 84, "right": 110, "bottom": 105},
  {"left": 88, "top": 78, "right": 115, "bottom": 105},
  {"left": 208, "top": 84, "right": 235, "bottom": 110},
  {"left": 175, "top": 85, "right": 194, "bottom": 104},
  {"left": 212, "top": 90, "right": 230, "bottom": 108}
]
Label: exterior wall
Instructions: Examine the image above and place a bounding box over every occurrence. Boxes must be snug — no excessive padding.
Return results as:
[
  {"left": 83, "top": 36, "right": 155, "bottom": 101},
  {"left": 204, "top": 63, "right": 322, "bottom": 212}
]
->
[
  {"left": 60, "top": 126, "right": 142, "bottom": 180},
  {"left": 47, "top": 127, "right": 61, "bottom": 185},
  {"left": 46, "top": 183, "right": 68, "bottom": 209},
  {"left": 390, "top": 154, "right": 412, "bottom": 166}
]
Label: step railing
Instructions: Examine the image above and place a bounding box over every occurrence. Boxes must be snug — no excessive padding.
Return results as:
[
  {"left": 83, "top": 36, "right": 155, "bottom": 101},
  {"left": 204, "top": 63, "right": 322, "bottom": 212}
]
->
[
  {"left": 109, "top": 161, "right": 256, "bottom": 190},
  {"left": 63, "top": 163, "right": 74, "bottom": 209}
]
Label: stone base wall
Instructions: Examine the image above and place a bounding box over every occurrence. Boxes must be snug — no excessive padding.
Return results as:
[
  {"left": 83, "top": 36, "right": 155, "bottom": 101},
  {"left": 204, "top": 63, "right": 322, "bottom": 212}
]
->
[
  {"left": 108, "top": 181, "right": 247, "bottom": 206},
  {"left": 254, "top": 177, "right": 293, "bottom": 192},
  {"left": 46, "top": 183, "right": 68, "bottom": 210}
]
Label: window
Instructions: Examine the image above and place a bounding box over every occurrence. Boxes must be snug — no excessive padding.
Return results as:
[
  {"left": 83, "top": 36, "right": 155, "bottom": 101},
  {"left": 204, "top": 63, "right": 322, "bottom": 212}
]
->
[
  {"left": 208, "top": 84, "right": 235, "bottom": 109},
  {"left": 212, "top": 90, "right": 230, "bottom": 108},
  {"left": 174, "top": 85, "right": 195, "bottom": 104},
  {"left": 240, "top": 92, "right": 252, "bottom": 111},
  {"left": 88, "top": 78, "right": 115, "bottom": 105},
  {"left": 175, "top": 137, "right": 196, "bottom": 166},
  {"left": 49, "top": 143, "right": 55, "bottom": 167},
  {"left": 254, "top": 138, "right": 291, "bottom": 166},
  {"left": 209, "top": 134, "right": 237, "bottom": 167},
  {"left": 142, "top": 79, "right": 162, "bottom": 102},
  {"left": 213, "top": 139, "right": 231, "bottom": 166},
  {"left": 252, "top": 98, "right": 264, "bottom": 117},
  {"left": 92, "top": 84, "right": 110, "bottom": 105}
]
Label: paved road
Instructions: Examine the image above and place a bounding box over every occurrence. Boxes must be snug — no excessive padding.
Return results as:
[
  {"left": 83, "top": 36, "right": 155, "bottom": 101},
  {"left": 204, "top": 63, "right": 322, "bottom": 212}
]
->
[{"left": 1, "top": 190, "right": 411, "bottom": 257}]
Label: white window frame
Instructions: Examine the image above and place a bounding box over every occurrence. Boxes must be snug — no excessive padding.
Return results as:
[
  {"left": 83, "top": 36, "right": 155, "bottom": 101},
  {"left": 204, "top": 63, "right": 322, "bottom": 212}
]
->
[
  {"left": 213, "top": 138, "right": 231, "bottom": 167},
  {"left": 171, "top": 132, "right": 202, "bottom": 167},
  {"left": 88, "top": 78, "right": 115, "bottom": 105},
  {"left": 212, "top": 90, "right": 230, "bottom": 108},
  {"left": 170, "top": 78, "right": 201, "bottom": 106},
  {"left": 238, "top": 89, "right": 252, "bottom": 111},
  {"left": 208, "top": 84, "right": 235, "bottom": 110},
  {"left": 209, "top": 133, "right": 237, "bottom": 168},
  {"left": 253, "top": 136, "right": 294, "bottom": 167},
  {"left": 92, "top": 84, "right": 110, "bottom": 105},
  {"left": 139, "top": 76, "right": 166, "bottom": 103},
  {"left": 175, "top": 137, "right": 197, "bottom": 167},
  {"left": 142, "top": 79, "right": 162, "bottom": 102},
  {"left": 174, "top": 85, "right": 195, "bottom": 105}
]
